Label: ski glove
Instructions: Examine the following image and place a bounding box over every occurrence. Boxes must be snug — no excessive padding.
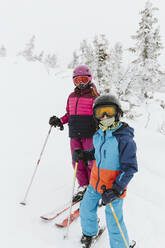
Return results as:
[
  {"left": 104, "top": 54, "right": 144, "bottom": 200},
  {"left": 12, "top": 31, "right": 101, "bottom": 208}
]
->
[
  {"left": 72, "top": 148, "right": 88, "bottom": 167},
  {"left": 49, "top": 116, "right": 64, "bottom": 130},
  {"left": 101, "top": 182, "right": 124, "bottom": 205}
]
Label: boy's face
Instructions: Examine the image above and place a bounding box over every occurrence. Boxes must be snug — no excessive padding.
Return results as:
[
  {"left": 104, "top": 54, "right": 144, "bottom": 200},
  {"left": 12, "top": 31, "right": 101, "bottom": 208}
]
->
[
  {"left": 99, "top": 115, "right": 116, "bottom": 128},
  {"left": 100, "top": 115, "right": 109, "bottom": 120}
]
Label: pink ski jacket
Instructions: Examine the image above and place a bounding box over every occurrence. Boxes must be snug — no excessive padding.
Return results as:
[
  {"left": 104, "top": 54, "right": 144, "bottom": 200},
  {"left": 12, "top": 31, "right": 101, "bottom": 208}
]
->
[{"left": 60, "top": 85, "right": 99, "bottom": 138}]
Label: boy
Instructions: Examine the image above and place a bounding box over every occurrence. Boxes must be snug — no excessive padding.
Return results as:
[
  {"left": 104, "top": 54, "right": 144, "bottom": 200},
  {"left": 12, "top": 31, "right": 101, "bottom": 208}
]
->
[{"left": 73, "top": 95, "right": 138, "bottom": 248}]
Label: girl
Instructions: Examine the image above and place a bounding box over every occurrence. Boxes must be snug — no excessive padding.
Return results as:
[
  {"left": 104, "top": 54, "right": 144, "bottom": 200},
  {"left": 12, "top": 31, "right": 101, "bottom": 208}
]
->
[{"left": 49, "top": 65, "right": 99, "bottom": 202}]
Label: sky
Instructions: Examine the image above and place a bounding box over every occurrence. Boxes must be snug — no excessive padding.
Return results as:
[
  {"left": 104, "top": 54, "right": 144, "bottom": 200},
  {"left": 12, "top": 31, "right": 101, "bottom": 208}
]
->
[{"left": 0, "top": 0, "right": 165, "bottom": 65}]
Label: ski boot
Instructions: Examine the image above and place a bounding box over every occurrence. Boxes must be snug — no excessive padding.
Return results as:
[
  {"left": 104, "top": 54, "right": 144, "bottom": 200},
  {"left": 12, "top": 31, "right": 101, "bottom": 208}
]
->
[
  {"left": 72, "top": 185, "right": 87, "bottom": 203},
  {"left": 80, "top": 227, "right": 105, "bottom": 248},
  {"left": 81, "top": 233, "right": 93, "bottom": 248}
]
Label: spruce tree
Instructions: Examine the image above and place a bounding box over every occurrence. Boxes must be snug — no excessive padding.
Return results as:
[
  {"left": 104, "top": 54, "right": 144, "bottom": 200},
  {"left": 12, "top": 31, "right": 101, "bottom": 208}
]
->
[
  {"left": 92, "top": 34, "right": 111, "bottom": 94},
  {"left": 0, "top": 45, "right": 7, "bottom": 57},
  {"left": 68, "top": 35, "right": 123, "bottom": 95},
  {"left": 20, "top": 35, "right": 36, "bottom": 61},
  {"left": 129, "top": 1, "right": 163, "bottom": 101},
  {"left": 110, "top": 42, "right": 124, "bottom": 97},
  {"left": 79, "top": 40, "right": 94, "bottom": 69},
  {"left": 68, "top": 50, "right": 79, "bottom": 69}
]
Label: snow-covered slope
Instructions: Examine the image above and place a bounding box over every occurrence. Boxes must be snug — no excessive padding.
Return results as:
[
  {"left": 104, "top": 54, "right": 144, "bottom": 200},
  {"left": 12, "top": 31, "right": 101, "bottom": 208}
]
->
[{"left": 1, "top": 58, "right": 165, "bottom": 248}]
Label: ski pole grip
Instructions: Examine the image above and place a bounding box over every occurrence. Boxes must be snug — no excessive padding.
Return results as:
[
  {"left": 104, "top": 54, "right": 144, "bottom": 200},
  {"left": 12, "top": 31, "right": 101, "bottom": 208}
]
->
[
  {"left": 101, "top": 185, "right": 106, "bottom": 193},
  {"left": 60, "top": 124, "right": 64, "bottom": 131}
]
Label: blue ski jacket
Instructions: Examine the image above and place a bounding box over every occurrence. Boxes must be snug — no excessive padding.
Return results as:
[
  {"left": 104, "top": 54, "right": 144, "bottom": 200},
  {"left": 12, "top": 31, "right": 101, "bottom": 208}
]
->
[{"left": 86, "top": 122, "right": 138, "bottom": 196}]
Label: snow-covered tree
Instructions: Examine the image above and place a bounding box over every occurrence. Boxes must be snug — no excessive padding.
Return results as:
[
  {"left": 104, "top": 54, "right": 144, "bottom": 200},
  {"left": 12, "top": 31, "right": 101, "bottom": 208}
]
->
[
  {"left": 157, "top": 72, "right": 165, "bottom": 92},
  {"left": 44, "top": 53, "right": 57, "bottom": 69},
  {"left": 92, "top": 34, "right": 111, "bottom": 94},
  {"left": 68, "top": 35, "right": 112, "bottom": 94},
  {"left": 34, "top": 51, "right": 44, "bottom": 63},
  {"left": 79, "top": 40, "right": 94, "bottom": 69},
  {"left": 109, "top": 42, "right": 124, "bottom": 96},
  {"left": 160, "top": 100, "right": 165, "bottom": 134},
  {"left": 128, "top": 1, "right": 163, "bottom": 101},
  {"left": 19, "top": 35, "right": 36, "bottom": 61},
  {"left": 68, "top": 35, "right": 124, "bottom": 95},
  {"left": 0, "top": 45, "right": 7, "bottom": 57},
  {"left": 68, "top": 40, "right": 94, "bottom": 70},
  {"left": 68, "top": 50, "right": 79, "bottom": 69},
  {"left": 18, "top": 36, "right": 58, "bottom": 70}
]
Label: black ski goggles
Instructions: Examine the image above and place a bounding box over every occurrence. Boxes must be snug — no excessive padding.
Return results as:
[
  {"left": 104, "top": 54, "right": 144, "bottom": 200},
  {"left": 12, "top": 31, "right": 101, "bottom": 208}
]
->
[{"left": 94, "top": 105, "right": 117, "bottom": 119}]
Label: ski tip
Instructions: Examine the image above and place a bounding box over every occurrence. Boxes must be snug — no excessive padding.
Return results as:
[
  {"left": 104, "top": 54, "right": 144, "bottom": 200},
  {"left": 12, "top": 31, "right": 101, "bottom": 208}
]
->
[
  {"left": 130, "top": 240, "right": 136, "bottom": 248},
  {"left": 40, "top": 216, "right": 48, "bottom": 220},
  {"left": 55, "top": 223, "right": 66, "bottom": 228},
  {"left": 20, "top": 202, "right": 26, "bottom": 206}
]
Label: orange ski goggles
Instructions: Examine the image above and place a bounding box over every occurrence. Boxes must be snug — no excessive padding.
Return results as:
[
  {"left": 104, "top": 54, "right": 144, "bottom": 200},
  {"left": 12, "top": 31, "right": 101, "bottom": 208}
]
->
[
  {"left": 94, "top": 105, "right": 116, "bottom": 119},
  {"left": 73, "top": 76, "right": 89, "bottom": 86}
]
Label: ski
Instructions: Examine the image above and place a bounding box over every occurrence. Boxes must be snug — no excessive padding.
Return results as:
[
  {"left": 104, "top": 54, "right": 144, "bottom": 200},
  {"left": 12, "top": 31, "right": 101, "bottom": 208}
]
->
[
  {"left": 55, "top": 208, "right": 79, "bottom": 228},
  {"left": 130, "top": 240, "right": 136, "bottom": 248},
  {"left": 82, "top": 226, "right": 106, "bottom": 248},
  {"left": 40, "top": 201, "right": 79, "bottom": 221}
]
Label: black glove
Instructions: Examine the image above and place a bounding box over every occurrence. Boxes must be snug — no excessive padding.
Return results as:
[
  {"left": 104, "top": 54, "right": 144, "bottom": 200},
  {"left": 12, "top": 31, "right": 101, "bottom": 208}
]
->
[
  {"left": 72, "top": 148, "right": 88, "bottom": 166},
  {"left": 49, "top": 116, "right": 64, "bottom": 130},
  {"left": 101, "top": 182, "right": 124, "bottom": 205}
]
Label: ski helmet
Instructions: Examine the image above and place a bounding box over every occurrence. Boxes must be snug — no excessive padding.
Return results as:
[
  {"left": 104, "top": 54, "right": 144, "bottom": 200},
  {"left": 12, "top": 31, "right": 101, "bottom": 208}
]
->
[
  {"left": 73, "top": 65, "right": 92, "bottom": 89},
  {"left": 93, "top": 95, "right": 123, "bottom": 122}
]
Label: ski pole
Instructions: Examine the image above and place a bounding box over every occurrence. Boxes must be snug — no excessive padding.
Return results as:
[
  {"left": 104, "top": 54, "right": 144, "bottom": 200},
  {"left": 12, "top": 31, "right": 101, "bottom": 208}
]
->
[
  {"left": 64, "top": 161, "right": 78, "bottom": 239},
  {"left": 109, "top": 202, "right": 129, "bottom": 248},
  {"left": 20, "top": 125, "right": 53, "bottom": 206},
  {"left": 101, "top": 185, "right": 129, "bottom": 248}
]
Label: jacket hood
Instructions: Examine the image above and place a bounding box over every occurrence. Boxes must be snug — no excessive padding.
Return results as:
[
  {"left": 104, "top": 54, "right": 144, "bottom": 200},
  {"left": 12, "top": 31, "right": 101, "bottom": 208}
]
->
[{"left": 113, "top": 122, "right": 134, "bottom": 138}]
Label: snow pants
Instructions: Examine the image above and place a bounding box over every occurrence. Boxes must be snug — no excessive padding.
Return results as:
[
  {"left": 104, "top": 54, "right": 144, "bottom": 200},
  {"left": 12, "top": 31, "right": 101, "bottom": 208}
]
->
[
  {"left": 70, "top": 138, "right": 94, "bottom": 187},
  {"left": 80, "top": 184, "right": 129, "bottom": 248}
]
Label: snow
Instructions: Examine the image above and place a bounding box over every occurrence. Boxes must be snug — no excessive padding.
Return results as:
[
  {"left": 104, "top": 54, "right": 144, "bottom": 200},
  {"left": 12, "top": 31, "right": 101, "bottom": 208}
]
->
[{"left": 1, "top": 58, "right": 165, "bottom": 248}]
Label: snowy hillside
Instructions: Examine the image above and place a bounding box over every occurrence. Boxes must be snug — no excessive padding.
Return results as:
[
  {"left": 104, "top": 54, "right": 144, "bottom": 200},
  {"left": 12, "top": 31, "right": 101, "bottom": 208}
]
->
[{"left": 1, "top": 58, "right": 165, "bottom": 248}]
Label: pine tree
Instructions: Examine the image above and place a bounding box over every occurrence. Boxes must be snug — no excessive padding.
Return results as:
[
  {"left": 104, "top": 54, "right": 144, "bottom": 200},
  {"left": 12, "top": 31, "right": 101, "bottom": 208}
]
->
[
  {"left": 44, "top": 53, "right": 57, "bottom": 69},
  {"left": 19, "top": 35, "right": 36, "bottom": 61},
  {"left": 34, "top": 51, "right": 44, "bottom": 62},
  {"left": 92, "top": 34, "right": 111, "bottom": 94},
  {"left": 68, "top": 50, "right": 79, "bottom": 69},
  {"left": 18, "top": 36, "right": 58, "bottom": 70},
  {"left": 129, "top": 1, "right": 163, "bottom": 101},
  {"left": 79, "top": 40, "right": 94, "bottom": 69},
  {"left": 68, "top": 35, "right": 123, "bottom": 95},
  {"left": 0, "top": 45, "right": 7, "bottom": 57},
  {"left": 109, "top": 42, "right": 124, "bottom": 97},
  {"left": 68, "top": 40, "right": 94, "bottom": 70}
]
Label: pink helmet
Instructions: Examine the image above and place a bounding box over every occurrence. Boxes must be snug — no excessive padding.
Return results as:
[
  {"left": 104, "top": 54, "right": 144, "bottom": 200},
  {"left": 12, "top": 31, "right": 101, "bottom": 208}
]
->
[
  {"left": 73, "top": 65, "right": 92, "bottom": 89},
  {"left": 73, "top": 65, "right": 92, "bottom": 78}
]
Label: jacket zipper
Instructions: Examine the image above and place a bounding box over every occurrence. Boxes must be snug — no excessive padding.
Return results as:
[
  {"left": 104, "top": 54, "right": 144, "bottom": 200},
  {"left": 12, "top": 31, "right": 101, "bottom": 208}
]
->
[
  {"left": 95, "top": 131, "right": 106, "bottom": 192},
  {"left": 75, "top": 94, "right": 80, "bottom": 115}
]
